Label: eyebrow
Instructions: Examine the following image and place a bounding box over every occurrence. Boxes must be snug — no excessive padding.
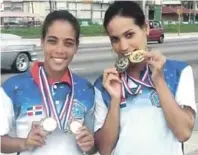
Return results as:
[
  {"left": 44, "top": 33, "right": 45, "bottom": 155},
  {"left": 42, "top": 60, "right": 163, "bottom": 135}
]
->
[
  {"left": 110, "top": 29, "right": 134, "bottom": 38},
  {"left": 47, "top": 36, "right": 75, "bottom": 42},
  {"left": 123, "top": 29, "right": 134, "bottom": 35}
]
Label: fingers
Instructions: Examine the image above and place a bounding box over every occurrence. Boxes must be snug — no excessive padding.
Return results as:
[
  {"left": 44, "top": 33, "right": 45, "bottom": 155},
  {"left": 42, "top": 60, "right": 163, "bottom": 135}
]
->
[
  {"left": 145, "top": 50, "right": 165, "bottom": 59},
  {"left": 26, "top": 122, "right": 48, "bottom": 149},
  {"left": 78, "top": 141, "right": 94, "bottom": 148},
  {"left": 26, "top": 130, "right": 46, "bottom": 149},
  {"left": 107, "top": 73, "right": 121, "bottom": 84},
  {"left": 77, "top": 134, "right": 93, "bottom": 144},
  {"left": 103, "top": 67, "right": 119, "bottom": 82},
  {"left": 144, "top": 51, "right": 158, "bottom": 61},
  {"left": 147, "top": 58, "right": 157, "bottom": 66},
  {"left": 27, "top": 139, "right": 44, "bottom": 148},
  {"left": 76, "top": 126, "right": 94, "bottom": 152},
  {"left": 76, "top": 126, "right": 93, "bottom": 144},
  {"left": 103, "top": 67, "right": 121, "bottom": 87},
  {"left": 32, "top": 121, "right": 40, "bottom": 129},
  {"left": 144, "top": 50, "right": 166, "bottom": 65},
  {"left": 32, "top": 121, "right": 48, "bottom": 138},
  {"left": 76, "top": 126, "right": 90, "bottom": 140},
  {"left": 31, "top": 135, "right": 46, "bottom": 146}
]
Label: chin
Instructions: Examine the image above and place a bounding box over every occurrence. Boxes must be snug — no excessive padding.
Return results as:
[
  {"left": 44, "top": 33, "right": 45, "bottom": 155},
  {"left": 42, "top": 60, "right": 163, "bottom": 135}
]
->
[
  {"left": 129, "top": 63, "right": 136, "bottom": 68},
  {"left": 51, "top": 61, "right": 68, "bottom": 69},
  {"left": 53, "top": 67, "right": 67, "bottom": 72},
  {"left": 50, "top": 64, "right": 67, "bottom": 72}
]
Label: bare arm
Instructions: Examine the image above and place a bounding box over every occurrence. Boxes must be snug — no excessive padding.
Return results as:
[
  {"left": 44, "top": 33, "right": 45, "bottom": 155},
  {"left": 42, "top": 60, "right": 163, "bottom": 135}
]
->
[
  {"left": 145, "top": 51, "right": 196, "bottom": 142},
  {"left": 155, "top": 77, "right": 195, "bottom": 142},
  {"left": 1, "top": 124, "right": 47, "bottom": 154},
  {"left": 1, "top": 135, "right": 26, "bottom": 153},
  {"left": 94, "top": 97, "right": 120, "bottom": 155}
]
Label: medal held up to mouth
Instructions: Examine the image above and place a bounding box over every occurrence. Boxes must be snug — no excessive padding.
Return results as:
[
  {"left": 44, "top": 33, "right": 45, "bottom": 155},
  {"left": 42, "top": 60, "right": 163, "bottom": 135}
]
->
[
  {"left": 115, "top": 50, "right": 146, "bottom": 73},
  {"left": 129, "top": 50, "right": 146, "bottom": 63},
  {"left": 115, "top": 56, "right": 129, "bottom": 73}
]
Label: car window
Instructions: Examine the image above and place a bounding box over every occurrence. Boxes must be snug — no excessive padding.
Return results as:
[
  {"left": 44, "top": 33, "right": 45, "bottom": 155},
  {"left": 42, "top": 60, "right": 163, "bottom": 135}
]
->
[
  {"left": 153, "top": 21, "right": 161, "bottom": 28},
  {"left": 149, "top": 21, "right": 154, "bottom": 28}
]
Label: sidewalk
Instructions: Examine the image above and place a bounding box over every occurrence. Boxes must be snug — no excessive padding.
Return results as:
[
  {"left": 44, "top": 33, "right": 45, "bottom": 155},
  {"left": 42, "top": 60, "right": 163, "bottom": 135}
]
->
[
  {"left": 80, "top": 32, "right": 198, "bottom": 44},
  {"left": 25, "top": 32, "right": 198, "bottom": 46}
]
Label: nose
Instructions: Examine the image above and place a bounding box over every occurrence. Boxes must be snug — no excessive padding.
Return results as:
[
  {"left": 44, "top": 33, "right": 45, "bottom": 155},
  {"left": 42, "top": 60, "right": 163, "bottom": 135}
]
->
[
  {"left": 56, "top": 42, "right": 65, "bottom": 55},
  {"left": 119, "top": 38, "right": 129, "bottom": 54}
]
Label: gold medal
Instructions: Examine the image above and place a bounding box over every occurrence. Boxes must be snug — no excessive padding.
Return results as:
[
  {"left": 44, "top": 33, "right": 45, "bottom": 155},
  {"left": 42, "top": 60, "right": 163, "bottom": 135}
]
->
[
  {"left": 115, "top": 56, "right": 129, "bottom": 73},
  {"left": 128, "top": 50, "right": 146, "bottom": 63}
]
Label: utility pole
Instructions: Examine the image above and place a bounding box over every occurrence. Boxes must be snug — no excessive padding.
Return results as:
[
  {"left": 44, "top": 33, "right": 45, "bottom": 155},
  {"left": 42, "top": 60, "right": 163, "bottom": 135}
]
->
[
  {"left": 31, "top": 0, "right": 34, "bottom": 26},
  {"left": 193, "top": 0, "right": 196, "bottom": 24},
  {"left": 49, "top": 0, "right": 52, "bottom": 13},
  {"left": 142, "top": 0, "right": 146, "bottom": 17}
]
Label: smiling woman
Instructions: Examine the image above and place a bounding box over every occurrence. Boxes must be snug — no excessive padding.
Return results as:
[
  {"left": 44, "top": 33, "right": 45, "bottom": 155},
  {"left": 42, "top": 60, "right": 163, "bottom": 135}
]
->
[
  {"left": 0, "top": 10, "right": 96, "bottom": 155},
  {"left": 41, "top": 11, "right": 80, "bottom": 81}
]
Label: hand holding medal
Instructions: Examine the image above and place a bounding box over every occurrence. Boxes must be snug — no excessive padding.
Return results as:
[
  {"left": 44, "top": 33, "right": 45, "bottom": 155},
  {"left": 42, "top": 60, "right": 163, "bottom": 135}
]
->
[
  {"left": 102, "top": 67, "right": 122, "bottom": 100},
  {"left": 76, "top": 126, "right": 94, "bottom": 154},
  {"left": 22, "top": 121, "right": 48, "bottom": 150},
  {"left": 144, "top": 50, "right": 166, "bottom": 84}
]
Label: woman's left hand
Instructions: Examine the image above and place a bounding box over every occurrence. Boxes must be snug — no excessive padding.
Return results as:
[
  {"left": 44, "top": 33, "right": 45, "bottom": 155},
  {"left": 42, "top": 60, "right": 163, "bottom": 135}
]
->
[{"left": 144, "top": 50, "right": 166, "bottom": 84}]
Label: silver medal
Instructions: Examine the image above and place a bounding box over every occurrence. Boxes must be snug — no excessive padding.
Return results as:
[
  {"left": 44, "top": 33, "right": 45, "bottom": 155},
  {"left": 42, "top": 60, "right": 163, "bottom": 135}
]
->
[
  {"left": 40, "top": 117, "right": 57, "bottom": 132},
  {"left": 69, "top": 120, "right": 83, "bottom": 134},
  {"left": 115, "top": 56, "right": 129, "bottom": 73}
]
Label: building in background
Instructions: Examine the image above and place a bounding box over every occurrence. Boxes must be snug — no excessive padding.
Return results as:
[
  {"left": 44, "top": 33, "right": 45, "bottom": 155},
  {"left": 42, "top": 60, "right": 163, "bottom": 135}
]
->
[
  {"left": 162, "top": 0, "right": 198, "bottom": 24},
  {"left": 1, "top": 0, "right": 197, "bottom": 26},
  {"left": 1, "top": 0, "right": 163, "bottom": 23}
]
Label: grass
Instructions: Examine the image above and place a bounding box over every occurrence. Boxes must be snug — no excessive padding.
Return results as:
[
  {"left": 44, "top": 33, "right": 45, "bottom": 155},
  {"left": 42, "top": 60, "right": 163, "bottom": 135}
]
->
[
  {"left": 1, "top": 24, "right": 198, "bottom": 38},
  {"left": 164, "top": 24, "right": 198, "bottom": 33},
  {"left": 2, "top": 27, "right": 42, "bottom": 38},
  {"left": 81, "top": 24, "right": 106, "bottom": 36}
]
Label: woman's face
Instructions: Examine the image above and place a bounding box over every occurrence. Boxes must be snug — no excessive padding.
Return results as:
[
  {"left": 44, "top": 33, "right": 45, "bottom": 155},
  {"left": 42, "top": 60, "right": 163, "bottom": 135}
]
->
[
  {"left": 41, "top": 20, "right": 77, "bottom": 73},
  {"left": 106, "top": 15, "right": 149, "bottom": 57}
]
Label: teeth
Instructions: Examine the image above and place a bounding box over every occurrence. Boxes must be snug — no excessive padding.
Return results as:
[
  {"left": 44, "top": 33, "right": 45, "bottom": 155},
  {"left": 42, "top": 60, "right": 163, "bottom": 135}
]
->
[{"left": 53, "top": 58, "right": 64, "bottom": 63}]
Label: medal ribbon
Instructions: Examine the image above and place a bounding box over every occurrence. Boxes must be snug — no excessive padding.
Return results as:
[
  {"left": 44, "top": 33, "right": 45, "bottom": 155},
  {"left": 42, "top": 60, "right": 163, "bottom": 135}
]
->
[
  {"left": 39, "top": 67, "right": 74, "bottom": 130},
  {"left": 120, "top": 65, "right": 155, "bottom": 107}
]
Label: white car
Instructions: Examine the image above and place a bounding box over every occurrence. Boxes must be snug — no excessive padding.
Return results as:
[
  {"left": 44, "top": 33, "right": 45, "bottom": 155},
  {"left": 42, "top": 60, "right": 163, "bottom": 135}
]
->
[{"left": 1, "top": 33, "right": 38, "bottom": 72}]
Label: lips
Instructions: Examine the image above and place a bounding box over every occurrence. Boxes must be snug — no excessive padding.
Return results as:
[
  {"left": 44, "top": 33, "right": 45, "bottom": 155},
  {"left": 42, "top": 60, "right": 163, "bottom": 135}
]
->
[{"left": 52, "top": 57, "right": 66, "bottom": 64}]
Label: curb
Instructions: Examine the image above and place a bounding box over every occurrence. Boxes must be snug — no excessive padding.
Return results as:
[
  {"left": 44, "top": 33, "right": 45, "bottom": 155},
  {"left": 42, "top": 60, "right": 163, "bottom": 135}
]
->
[
  {"left": 24, "top": 35, "right": 198, "bottom": 46},
  {"left": 165, "top": 35, "right": 198, "bottom": 40}
]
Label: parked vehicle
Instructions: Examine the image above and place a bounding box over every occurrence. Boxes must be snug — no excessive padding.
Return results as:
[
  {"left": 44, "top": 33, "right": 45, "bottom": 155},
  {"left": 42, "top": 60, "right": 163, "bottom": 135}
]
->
[
  {"left": 1, "top": 33, "right": 38, "bottom": 72},
  {"left": 147, "top": 20, "right": 164, "bottom": 44}
]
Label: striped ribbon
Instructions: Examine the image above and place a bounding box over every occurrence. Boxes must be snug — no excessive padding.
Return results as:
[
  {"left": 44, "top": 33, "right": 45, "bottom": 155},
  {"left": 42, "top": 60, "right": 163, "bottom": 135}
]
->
[
  {"left": 39, "top": 67, "right": 74, "bottom": 131},
  {"left": 120, "top": 65, "right": 155, "bottom": 107}
]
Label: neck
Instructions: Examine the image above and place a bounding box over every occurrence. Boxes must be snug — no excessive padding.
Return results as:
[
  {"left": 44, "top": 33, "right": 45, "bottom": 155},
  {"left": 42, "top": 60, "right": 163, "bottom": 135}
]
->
[
  {"left": 127, "top": 62, "right": 146, "bottom": 79},
  {"left": 43, "top": 63, "right": 66, "bottom": 81}
]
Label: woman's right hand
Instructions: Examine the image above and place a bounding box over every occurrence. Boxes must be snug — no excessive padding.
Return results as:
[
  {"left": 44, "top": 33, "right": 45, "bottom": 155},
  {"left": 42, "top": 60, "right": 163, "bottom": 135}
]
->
[
  {"left": 22, "top": 122, "right": 48, "bottom": 151},
  {"left": 102, "top": 67, "right": 122, "bottom": 101}
]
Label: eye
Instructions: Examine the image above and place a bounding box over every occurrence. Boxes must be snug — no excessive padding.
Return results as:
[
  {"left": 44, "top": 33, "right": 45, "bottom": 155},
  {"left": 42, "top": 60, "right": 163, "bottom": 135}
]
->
[
  {"left": 125, "top": 32, "right": 134, "bottom": 39},
  {"left": 111, "top": 37, "right": 119, "bottom": 43},
  {"left": 47, "top": 39, "right": 56, "bottom": 44},
  {"left": 64, "top": 41, "right": 75, "bottom": 47}
]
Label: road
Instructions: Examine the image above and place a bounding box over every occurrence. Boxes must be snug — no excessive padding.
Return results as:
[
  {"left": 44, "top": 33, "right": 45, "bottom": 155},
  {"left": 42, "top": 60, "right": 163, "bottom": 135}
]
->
[{"left": 1, "top": 37, "right": 198, "bottom": 131}]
